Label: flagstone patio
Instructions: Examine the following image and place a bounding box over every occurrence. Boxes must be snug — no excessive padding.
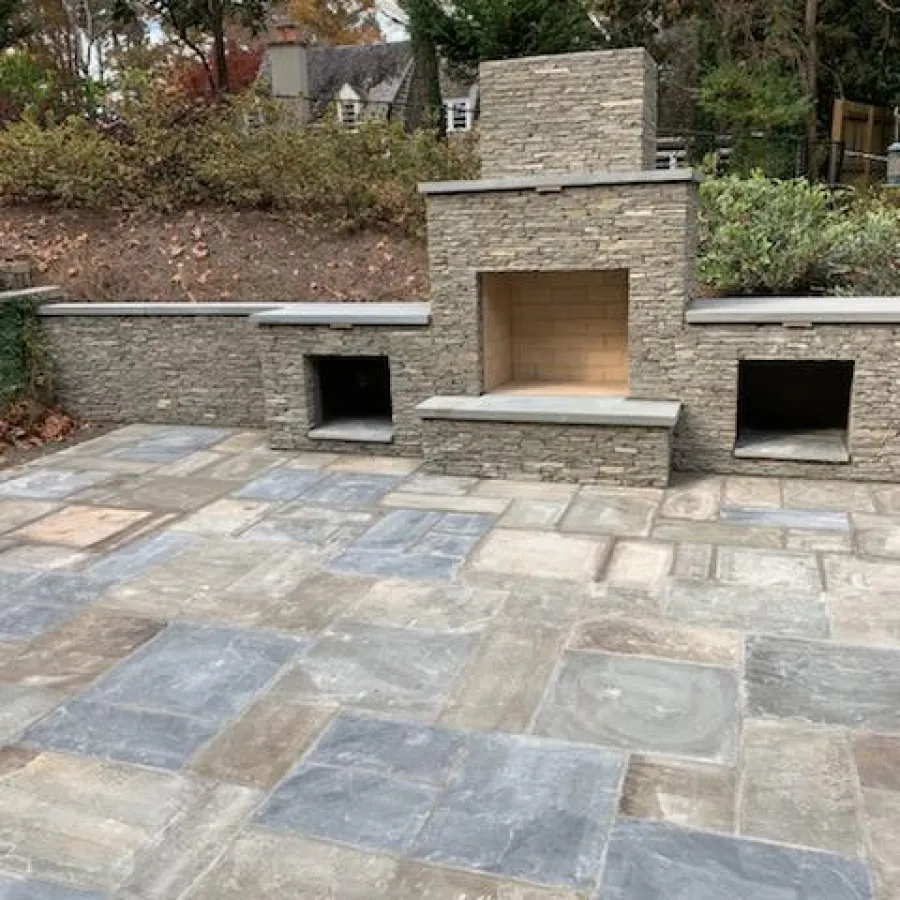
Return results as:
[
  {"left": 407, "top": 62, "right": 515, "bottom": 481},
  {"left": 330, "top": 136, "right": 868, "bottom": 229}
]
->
[{"left": 0, "top": 424, "right": 897, "bottom": 899}]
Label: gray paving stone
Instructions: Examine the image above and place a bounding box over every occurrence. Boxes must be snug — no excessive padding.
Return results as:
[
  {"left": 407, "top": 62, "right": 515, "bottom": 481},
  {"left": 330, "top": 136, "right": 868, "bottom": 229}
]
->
[
  {"left": 746, "top": 635, "right": 900, "bottom": 730},
  {"left": 829, "top": 590, "right": 900, "bottom": 647},
  {"left": 0, "top": 875, "right": 107, "bottom": 899},
  {"left": 852, "top": 514, "right": 900, "bottom": 559},
  {"left": 500, "top": 500, "right": 568, "bottom": 530},
  {"left": 665, "top": 579, "right": 830, "bottom": 638},
  {"left": 22, "top": 699, "right": 222, "bottom": 770},
  {"left": 493, "top": 577, "right": 588, "bottom": 627},
  {"left": 0, "top": 469, "right": 113, "bottom": 501},
  {"left": 297, "top": 473, "right": 400, "bottom": 508},
  {"left": 720, "top": 506, "right": 850, "bottom": 531},
  {"left": 8, "top": 572, "right": 107, "bottom": 608},
  {"left": 561, "top": 488, "right": 659, "bottom": 537},
  {"left": 83, "top": 531, "right": 194, "bottom": 584},
  {"left": 108, "top": 427, "right": 228, "bottom": 462},
  {"left": 599, "top": 819, "right": 872, "bottom": 900},
  {"left": 285, "top": 621, "right": 476, "bottom": 718},
  {"left": 715, "top": 547, "right": 822, "bottom": 591},
  {"left": 331, "top": 548, "right": 462, "bottom": 580},
  {"left": 397, "top": 473, "right": 477, "bottom": 496},
  {"left": 863, "top": 789, "right": 900, "bottom": 900},
  {"left": 0, "top": 544, "right": 91, "bottom": 573},
  {"left": 672, "top": 543, "right": 713, "bottom": 580},
  {"left": 0, "top": 603, "right": 73, "bottom": 640},
  {"left": 824, "top": 554, "right": 900, "bottom": 594},
  {"left": 652, "top": 518, "right": 785, "bottom": 548},
  {"left": 739, "top": 719, "right": 865, "bottom": 857},
  {"left": 0, "top": 500, "right": 59, "bottom": 536},
  {"left": 723, "top": 477, "right": 782, "bottom": 509},
  {"left": 0, "top": 686, "right": 64, "bottom": 742},
  {"left": 235, "top": 467, "right": 323, "bottom": 501},
  {"left": 619, "top": 756, "right": 736, "bottom": 833},
  {"left": 535, "top": 651, "right": 738, "bottom": 762},
  {"left": 257, "top": 763, "right": 439, "bottom": 853},
  {"left": 81, "top": 623, "right": 304, "bottom": 722},
  {"left": 785, "top": 529, "right": 853, "bottom": 553},
  {"left": 354, "top": 510, "right": 442, "bottom": 550},
  {"left": 310, "top": 713, "right": 466, "bottom": 784},
  {"left": 241, "top": 506, "right": 374, "bottom": 550},
  {"left": 413, "top": 733, "right": 624, "bottom": 891}
]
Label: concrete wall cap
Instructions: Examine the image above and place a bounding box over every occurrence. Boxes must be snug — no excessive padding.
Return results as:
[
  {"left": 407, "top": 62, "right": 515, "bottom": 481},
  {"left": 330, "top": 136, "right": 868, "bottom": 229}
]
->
[
  {"left": 416, "top": 394, "right": 681, "bottom": 428},
  {"left": 420, "top": 169, "right": 701, "bottom": 196},
  {"left": 687, "top": 296, "right": 900, "bottom": 325},
  {"left": 38, "top": 302, "right": 284, "bottom": 317},
  {"left": 1, "top": 286, "right": 64, "bottom": 304},
  {"left": 251, "top": 302, "right": 431, "bottom": 326}
]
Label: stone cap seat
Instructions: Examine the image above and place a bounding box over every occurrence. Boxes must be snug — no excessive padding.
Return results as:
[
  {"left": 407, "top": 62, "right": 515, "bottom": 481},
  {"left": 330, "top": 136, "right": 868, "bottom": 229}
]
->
[
  {"left": 687, "top": 296, "right": 900, "bottom": 325},
  {"left": 416, "top": 394, "right": 681, "bottom": 428},
  {"left": 251, "top": 303, "right": 431, "bottom": 326}
]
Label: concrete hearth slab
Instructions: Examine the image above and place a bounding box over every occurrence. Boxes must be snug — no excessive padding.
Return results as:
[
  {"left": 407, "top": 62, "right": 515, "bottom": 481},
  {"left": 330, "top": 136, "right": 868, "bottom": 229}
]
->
[{"left": 0, "top": 424, "right": 891, "bottom": 897}]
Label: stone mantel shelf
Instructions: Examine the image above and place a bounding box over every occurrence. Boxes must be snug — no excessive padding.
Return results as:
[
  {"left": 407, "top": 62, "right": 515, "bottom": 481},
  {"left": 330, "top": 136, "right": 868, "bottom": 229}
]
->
[
  {"left": 39, "top": 302, "right": 284, "bottom": 317},
  {"left": 687, "top": 296, "right": 900, "bottom": 325},
  {"left": 416, "top": 394, "right": 681, "bottom": 428},
  {"left": 419, "top": 168, "right": 701, "bottom": 196}
]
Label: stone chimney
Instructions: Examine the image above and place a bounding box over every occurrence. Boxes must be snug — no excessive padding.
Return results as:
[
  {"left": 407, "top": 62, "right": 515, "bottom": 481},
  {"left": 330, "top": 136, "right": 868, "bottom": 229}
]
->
[
  {"left": 478, "top": 49, "right": 658, "bottom": 178},
  {"left": 267, "top": 23, "right": 311, "bottom": 122}
]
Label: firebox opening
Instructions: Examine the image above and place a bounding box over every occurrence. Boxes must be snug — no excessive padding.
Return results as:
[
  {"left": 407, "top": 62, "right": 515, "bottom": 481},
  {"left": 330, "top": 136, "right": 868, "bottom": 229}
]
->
[
  {"left": 735, "top": 360, "right": 854, "bottom": 463},
  {"left": 481, "top": 270, "right": 629, "bottom": 396},
  {"left": 309, "top": 355, "right": 394, "bottom": 443}
]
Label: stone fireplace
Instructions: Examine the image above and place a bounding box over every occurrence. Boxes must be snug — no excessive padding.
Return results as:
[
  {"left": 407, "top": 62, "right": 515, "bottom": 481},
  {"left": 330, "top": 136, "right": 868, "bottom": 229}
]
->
[{"left": 481, "top": 270, "right": 629, "bottom": 395}]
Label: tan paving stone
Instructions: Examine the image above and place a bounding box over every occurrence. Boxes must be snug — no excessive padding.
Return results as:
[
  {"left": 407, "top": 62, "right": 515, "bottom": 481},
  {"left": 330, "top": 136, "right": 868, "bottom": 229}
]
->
[
  {"left": 854, "top": 733, "right": 900, "bottom": 792},
  {"left": 660, "top": 477, "right": 721, "bottom": 521},
  {"left": 782, "top": 479, "right": 875, "bottom": 513},
  {"left": 785, "top": 529, "right": 853, "bottom": 553},
  {"left": 184, "top": 830, "right": 398, "bottom": 899},
  {"left": 723, "top": 476, "right": 782, "bottom": 509},
  {"left": 440, "top": 623, "right": 563, "bottom": 732},
  {"left": 651, "top": 519, "right": 783, "bottom": 549},
  {"left": 561, "top": 486, "right": 660, "bottom": 537},
  {"left": 212, "top": 431, "right": 269, "bottom": 453},
  {"left": 0, "top": 750, "right": 207, "bottom": 891},
  {"left": 830, "top": 590, "right": 900, "bottom": 647},
  {"left": 13, "top": 505, "right": 151, "bottom": 548},
  {"left": 716, "top": 547, "right": 821, "bottom": 591},
  {"left": 823, "top": 554, "right": 900, "bottom": 594},
  {"left": 571, "top": 617, "right": 740, "bottom": 668},
  {"left": 156, "top": 450, "right": 225, "bottom": 476},
  {"left": 189, "top": 696, "right": 336, "bottom": 789},
  {"left": 853, "top": 514, "right": 900, "bottom": 559},
  {"left": 863, "top": 789, "right": 900, "bottom": 900},
  {"left": 605, "top": 540, "right": 672, "bottom": 592},
  {"left": 581, "top": 583, "right": 663, "bottom": 619},
  {"left": 0, "top": 500, "right": 58, "bottom": 536},
  {"left": 470, "top": 529, "right": 609, "bottom": 581},
  {"left": 619, "top": 756, "right": 735, "bottom": 833},
  {"left": 112, "top": 476, "right": 233, "bottom": 512},
  {"left": 351, "top": 579, "right": 503, "bottom": 632},
  {"left": 327, "top": 455, "right": 421, "bottom": 476},
  {"left": 472, "top": 479, "right": 577, "bottom": 503},
  {"left": 171, "top": 498, "right": 271, "bottom": 536},
  {"left": 388, "top": 860, "right": 585, "bottom": 899},
  {"left": 500, "top": 499, "right": 569, "bottom": 530},
  {"left": 380, "top": 491, "right": 509, "bottom": 515},
  {"left": 119, "top": 782, "right": 262, "bottom": 900},
  {"left": 0, "top": 609, "right": 165, "bottom": 692},
  {"left": 672, "top": 542, "right": 713, "bottom": 579},
  {"left": 738, "top": 719, "right": 865, "bottom": 857},
  {"left": 198, "top": 450, "right": 286, "bottom": 481}
]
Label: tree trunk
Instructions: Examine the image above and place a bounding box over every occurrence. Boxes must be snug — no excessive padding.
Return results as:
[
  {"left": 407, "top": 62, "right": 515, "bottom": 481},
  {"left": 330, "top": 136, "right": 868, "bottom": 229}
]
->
[
  {"left": 209, "top": 0, "right": 229, "bottom": 94},
  {"left": 805, "top": 0, "right": 819, "bottom": 176}
]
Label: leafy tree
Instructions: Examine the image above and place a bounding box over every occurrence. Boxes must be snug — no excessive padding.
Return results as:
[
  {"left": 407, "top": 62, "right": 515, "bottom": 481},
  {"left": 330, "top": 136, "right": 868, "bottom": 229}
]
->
[
  {"left": 116, "top": 0, "right": 268, "bottom": 93},
  {"left": 286, "top": 0, "right": 382, "bottom": 44},
  {"left": 0, "top": 0, "right": 33, "bottom": 48}
]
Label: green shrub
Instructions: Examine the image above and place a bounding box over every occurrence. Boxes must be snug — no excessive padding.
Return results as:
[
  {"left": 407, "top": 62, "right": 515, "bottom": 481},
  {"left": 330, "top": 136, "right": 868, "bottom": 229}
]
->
[
  {"left": 0, "top": 90, "right": 477, "bottom": 232},
  {"left": 830, "top": 199, "right": 900, "bottom": 295},
  {"left": 0, "top": 116, "right": 125, "bottom": 207}
]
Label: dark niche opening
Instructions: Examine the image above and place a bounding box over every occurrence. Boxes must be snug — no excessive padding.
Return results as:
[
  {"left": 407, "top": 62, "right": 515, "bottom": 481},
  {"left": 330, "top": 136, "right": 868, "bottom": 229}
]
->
[
  {"left": 735, "top": 360, "right": 854, "bottom": 463},
  {"left": 310, "top": 355, "right": 393, "bottom": 443}
]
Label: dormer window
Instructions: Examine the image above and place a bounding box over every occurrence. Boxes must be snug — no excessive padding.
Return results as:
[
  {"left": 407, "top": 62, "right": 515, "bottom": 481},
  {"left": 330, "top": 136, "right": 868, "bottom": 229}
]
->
[
  {"left": 446, "top": 97, "right": 472, "bottom": 132},
  {"left": 336, "top": 84, "right": 362, "bottom": 126}
]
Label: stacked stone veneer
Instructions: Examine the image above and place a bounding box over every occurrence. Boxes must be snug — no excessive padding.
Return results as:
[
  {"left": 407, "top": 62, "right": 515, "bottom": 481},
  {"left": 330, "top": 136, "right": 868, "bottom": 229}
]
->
[
  {"left": 425, "top": 177, "right": 698, "bottom": 399},
  {"left": 257, "top": 323, "right": 435, "bottom": 455},
  {"left": 42, "top": 312, "right": 268, "bottom": 428},
  {"left": 422, "top": 419, "right": 672, "bottom": 487},
  {"left": 479, "top": 50, "right": 658, "bottom": 176},
  {"left": 666, "top": 324, "right": 900, "bottom": 481}
]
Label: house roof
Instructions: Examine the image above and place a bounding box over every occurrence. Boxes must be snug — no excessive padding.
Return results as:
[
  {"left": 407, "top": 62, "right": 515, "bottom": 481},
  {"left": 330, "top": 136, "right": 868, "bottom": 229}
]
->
[{"left": 308, "top": 41, "right": 415, "bottom": 114}]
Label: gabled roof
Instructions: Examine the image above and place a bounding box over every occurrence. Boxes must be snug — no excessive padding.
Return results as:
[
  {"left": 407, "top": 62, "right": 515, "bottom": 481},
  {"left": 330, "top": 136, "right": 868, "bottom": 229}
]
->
[{"left": 308, "top": 41, "right": 415, "bottom": 115}]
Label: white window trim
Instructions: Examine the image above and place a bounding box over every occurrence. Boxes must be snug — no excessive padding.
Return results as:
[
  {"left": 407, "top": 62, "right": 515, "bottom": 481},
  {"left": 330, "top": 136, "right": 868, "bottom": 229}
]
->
[
  {"left": 446, "top": 97, "right": 473, "bottom": 132},
  {"left": 336, "top": 84, "right": 362, "bottom": 126}
]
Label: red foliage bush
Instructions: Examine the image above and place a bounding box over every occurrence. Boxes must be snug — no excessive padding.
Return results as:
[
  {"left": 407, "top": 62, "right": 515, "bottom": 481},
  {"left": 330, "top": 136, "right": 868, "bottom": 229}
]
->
[{"left": 171, "top": 42, "right": 264, "bottom": 100}]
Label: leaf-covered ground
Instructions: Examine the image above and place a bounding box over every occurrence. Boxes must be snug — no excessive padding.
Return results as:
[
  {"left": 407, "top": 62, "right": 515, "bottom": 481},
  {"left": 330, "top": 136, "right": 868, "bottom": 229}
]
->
[{"left": 0, "top": 206, "right": 429, "bottom": 303}]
